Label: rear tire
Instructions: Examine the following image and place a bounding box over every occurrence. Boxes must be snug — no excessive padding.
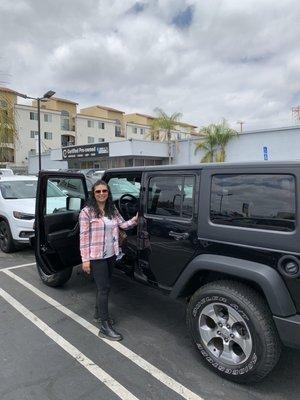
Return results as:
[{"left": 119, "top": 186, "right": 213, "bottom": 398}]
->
[
  {"left": 0, "top": 220, "right": 16, "bottom": 253},
  {"left": 37, "top": 263, "right": 72, "bottom": 287},
  {"left": 186, "top": 280, "right": 281, "bottom": 383}
]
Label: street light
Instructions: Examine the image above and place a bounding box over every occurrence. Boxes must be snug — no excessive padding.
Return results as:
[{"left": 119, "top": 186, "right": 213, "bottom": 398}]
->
[{"left": 16, "top": 89, "right": 56, "bottom": 171}]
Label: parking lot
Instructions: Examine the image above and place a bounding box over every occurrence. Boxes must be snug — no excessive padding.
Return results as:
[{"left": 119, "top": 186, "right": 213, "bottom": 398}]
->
[{"left": 0, "top": 248, "right": 299, "bottom": 400}]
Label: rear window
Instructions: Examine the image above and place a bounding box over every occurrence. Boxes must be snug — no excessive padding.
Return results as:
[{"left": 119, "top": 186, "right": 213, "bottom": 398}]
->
[{"left": 210, "top": 174, "right": 296, "bottom": 232}]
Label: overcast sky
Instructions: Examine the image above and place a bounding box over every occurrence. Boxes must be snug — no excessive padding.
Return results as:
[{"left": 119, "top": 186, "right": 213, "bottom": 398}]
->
[{"left": 1, "top": 0, "right": 300, "bottom": 131}]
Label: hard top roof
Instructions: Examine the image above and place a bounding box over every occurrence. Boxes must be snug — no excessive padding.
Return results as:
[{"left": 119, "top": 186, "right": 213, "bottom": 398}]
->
[{"left": 104, "top": 161, "right": 300, "bottom": 174}]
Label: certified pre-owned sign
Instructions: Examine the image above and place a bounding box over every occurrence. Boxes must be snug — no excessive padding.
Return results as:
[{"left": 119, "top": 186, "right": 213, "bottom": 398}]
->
[{"left": 62, "top": 143, "right": 109, "bottom": 159}]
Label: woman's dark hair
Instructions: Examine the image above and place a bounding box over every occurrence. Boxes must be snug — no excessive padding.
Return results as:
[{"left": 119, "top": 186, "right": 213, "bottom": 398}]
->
[{"left": 86, "top": 180, "right": 117, "bottom": 219}]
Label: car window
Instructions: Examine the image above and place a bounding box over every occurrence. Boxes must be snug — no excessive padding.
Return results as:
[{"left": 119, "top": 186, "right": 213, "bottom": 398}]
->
[
  {"left": 107, "top": 177, "right": 140, "bottom": 200},
  {"left": 210, "top": 174, "right": 296, "bottom": 232},
  {"left": 45, "top": 177, "right": 85, "bottom": 215},
  {"left": 147, "top": 175, "right": 195, "bottom": 218},
  {"left": 55, "top": 178, "right": 86, "bottom": 199},
  {"left": 0, "top": 180, "right": 37, "bottom": 199}
]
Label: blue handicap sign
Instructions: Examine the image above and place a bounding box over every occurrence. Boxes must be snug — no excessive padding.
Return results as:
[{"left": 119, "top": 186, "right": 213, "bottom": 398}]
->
[{"left": 263, "top": 146, "right": 268, "bottom": 160}]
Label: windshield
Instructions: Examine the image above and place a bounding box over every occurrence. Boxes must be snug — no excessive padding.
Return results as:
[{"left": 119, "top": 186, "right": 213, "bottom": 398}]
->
[{"left": 0, "top": 180, "right": 37, "bottom": 199}]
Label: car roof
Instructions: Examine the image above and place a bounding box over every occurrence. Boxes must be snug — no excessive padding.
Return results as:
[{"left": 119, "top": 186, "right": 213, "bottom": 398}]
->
[
  {"left": 104, "top": 161, "right": 300, "bottom": 174},
  {"left": 0, "top": 175, "right": 37, "bottom": 182}
]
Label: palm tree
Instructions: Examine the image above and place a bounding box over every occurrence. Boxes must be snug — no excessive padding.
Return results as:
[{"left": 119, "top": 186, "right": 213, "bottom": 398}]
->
[
  {"left": 195, "top": 119, "right": 238, "bottom": 163},
  {"left": 150, "top": 108, "right": 182, "bottom": 164},
  {"left": 214, "top": 119, "right": 238, "bottom": 162},
  {"left": 194, "top": 124, "right": 218, "bottom": 163},
  {"left": 0, "top": 94, "right": 17, "bottom": 163}
]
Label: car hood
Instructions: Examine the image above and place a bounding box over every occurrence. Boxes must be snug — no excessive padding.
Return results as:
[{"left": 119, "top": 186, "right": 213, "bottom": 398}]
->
[{"left": 4, "top": 198, "right": 35, "bottom": 214}]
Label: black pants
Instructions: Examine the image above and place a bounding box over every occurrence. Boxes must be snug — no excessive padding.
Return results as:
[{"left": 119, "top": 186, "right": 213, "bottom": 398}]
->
[{"left": 91, "top": 256, "right": 116, "bottom": 321}]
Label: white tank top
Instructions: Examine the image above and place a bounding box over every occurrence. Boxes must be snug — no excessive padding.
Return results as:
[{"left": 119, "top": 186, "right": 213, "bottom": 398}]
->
[{"left": 102, "top": 216, "right": 115, "bottom": 258}]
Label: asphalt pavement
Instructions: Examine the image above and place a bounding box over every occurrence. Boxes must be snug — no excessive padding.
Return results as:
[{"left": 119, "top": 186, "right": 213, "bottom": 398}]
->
[{"left": 0, "top": 247, "right": 300, "bottom": 400}]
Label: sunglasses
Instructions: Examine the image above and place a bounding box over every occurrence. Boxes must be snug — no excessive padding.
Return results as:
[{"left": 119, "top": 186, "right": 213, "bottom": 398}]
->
[{"left": 94, "top": 189, "right": 108, "bottom": 194}]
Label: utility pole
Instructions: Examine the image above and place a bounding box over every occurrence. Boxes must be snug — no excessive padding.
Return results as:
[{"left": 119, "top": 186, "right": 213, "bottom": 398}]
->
[{"left": 237, "top": 121, "right": 245, "bottom": 133}]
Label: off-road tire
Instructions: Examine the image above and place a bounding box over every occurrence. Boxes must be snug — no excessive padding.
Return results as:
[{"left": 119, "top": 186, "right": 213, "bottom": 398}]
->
[
  {"left": 37, "top": 263, "right": 72, "bottom": 287},
  {"left": 0, "top": 220, "right": 16, "bottom": 253},
  {"left": 186, "top": 280, "right": 281, "bottom": 383}
]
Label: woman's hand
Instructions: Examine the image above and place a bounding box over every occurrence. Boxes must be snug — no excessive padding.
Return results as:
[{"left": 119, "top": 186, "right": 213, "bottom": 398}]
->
[
  {"left": 82, "top": 261, "right": 91, "bottom": 274},
  {"left": 132, "top": 212, "right": 139, "bottom": 224}
]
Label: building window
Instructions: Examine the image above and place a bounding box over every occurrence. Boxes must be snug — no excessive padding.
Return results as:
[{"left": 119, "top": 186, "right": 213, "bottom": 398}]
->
[
  {"left": 98, "top": 138, "right": 105, "bottom": 142},
  {"left": 44, "top": 113, "right": 52, "bottom": 123},
  {"left": 88, "top": 136, "right": 95, "bottom": 143},
  {"left": 0, "top": 99, "right": 8, "bottom": 109},
  {"left": 140, "top": 128, "right": 145, "bottom": 135},
  {"left": 61, "top": 110, "right": 70, "bottom": 131},
  {"left": 30, "top": 111, "right": 38, "bottom": 120},
  {"left": 87, "top": 120, "right": 94, "bottom": 128},
  {"left": 132, "top": 127, "right": 137, "bottom": 134},
  {"left": 30, "top": 130, "right": 38, "bottom": 139},
  {"left": 98, "top": 122, "right": 105, "bottom": 129},
  {"left": 115, "top": 126, "right": 122, "bottom": 137},
  {"left": 210, "top": 174, "right": 296, "bottom": 232},
  {"left": 44, "top": 132, "right": 53, "bottom": 140}
]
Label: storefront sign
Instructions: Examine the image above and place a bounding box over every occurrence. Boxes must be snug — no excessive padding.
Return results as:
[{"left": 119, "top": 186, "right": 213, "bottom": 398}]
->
[{"left": 62, "top": 143, "right": 109, "bottom": 159}]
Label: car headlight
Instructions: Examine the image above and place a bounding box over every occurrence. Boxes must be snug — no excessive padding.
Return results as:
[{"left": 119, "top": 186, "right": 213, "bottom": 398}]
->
[{"left": 13, "top": 211, "right": 35, "bottom": 220}]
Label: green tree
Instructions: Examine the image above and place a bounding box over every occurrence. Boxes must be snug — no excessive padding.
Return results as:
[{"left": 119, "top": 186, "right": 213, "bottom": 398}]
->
[
  {"left": 195, "top": 119, "right": 238, "bottom": 163},
  {"left": 0, "top": 94, "right": 17, "bottom": 163},
  {"left": 194, "top": 124, "right": 218, "bottom": 163},
  {"left": 149, "top": 108, "right": 182, "bottom": 163}
]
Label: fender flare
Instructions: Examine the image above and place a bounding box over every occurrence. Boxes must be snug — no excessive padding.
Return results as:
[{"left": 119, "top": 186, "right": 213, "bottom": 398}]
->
[{"left": 170, "top": 254, "right": 296, "bottom": 317}]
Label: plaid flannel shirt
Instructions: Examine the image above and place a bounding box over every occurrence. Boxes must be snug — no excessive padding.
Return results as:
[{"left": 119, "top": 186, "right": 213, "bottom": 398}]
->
[{"left": 79, "top": 206, "right": 137, "bottom": 263}]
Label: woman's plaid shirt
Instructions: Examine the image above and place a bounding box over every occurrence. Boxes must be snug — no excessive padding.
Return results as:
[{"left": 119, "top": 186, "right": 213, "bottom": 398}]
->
[{"left": 79, "top": 206, "right": 137, "bottom": 262}]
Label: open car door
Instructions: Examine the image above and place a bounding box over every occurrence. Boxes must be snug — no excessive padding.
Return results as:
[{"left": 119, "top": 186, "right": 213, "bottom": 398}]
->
[{"left": 34, "top": 171, "right": 88, "bottom": 287}]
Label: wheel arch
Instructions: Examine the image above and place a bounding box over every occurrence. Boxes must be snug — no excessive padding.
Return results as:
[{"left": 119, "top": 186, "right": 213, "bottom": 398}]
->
[{"left": 170, "top": 254, "right": 296, "bottom": 317}]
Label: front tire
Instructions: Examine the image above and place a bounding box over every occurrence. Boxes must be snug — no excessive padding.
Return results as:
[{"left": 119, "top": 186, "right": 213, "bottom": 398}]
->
[
  {"left": 0, "top": 220, "right": 16, "bottom": 253},
  {"left": 186, "top": 280, "right": 281, "bottom": 383},
  {"left": 37, "top": 263, "right": 72, "bottom": 287}
]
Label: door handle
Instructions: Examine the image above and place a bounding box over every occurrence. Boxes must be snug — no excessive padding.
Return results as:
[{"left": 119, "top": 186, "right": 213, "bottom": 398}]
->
[{"left": 169, "top": 231, "right": 189, "bottom": 240}]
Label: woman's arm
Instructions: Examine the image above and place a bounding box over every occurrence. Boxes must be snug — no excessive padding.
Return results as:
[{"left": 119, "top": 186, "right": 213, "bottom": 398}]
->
[
  {"left": 79, "top": 208, "right": 91, "bottom": 263},
  {"left": 115, "top": 209, "right": 138, "bottom": 230}
]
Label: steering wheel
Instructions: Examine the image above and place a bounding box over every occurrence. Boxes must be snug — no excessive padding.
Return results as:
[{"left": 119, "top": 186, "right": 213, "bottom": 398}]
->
[{"left": 118, "top": 194, "right": 138, "bottom": 219}]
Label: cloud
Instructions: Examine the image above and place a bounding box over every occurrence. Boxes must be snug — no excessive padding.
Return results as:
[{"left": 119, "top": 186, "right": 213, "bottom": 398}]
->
[{"left": 0, "top": 0, "right": 300, "bottom": 130}]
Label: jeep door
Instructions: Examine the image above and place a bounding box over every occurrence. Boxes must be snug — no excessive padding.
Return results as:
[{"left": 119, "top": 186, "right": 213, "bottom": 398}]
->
[
  {"left": 35, "top": 172, "right": 88, "bottom": 275},
  {"left": 140, "top": 171, "right": 199, "bottom": 288}
]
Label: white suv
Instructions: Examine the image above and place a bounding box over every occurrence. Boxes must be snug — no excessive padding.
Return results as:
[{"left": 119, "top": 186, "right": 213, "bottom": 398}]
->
[{"left": 0, "top": 175, "right": 67, "bottom": 252}]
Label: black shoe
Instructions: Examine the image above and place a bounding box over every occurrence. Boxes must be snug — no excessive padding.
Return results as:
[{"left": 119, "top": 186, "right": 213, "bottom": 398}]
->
[
  {"left": 98, "top": 320, "right": 123, "bottom": 341},
  {"left": 94, "top": 316, "right": 115, "bottom": 325}
]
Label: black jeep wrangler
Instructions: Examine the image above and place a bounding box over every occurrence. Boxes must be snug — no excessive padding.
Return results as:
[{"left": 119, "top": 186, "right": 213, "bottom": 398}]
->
[{"left": 33, "top": 162, "right": 300, "bottom": 383}]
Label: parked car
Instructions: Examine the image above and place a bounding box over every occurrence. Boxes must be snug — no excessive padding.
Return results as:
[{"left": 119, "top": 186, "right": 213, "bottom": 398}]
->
[
  {"left": 0, "top": 168, "right": 14, "bottom": 176},
  {"left": 0, "top": 175, "right": 67, "bottom": 252},
  {"left": 32, "top": 163, "right": 300, "bottom": 383}
]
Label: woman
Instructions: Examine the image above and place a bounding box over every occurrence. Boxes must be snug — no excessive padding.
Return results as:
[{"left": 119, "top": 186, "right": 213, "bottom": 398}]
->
[{"left": 79, "top": 179, "right": 138, "bottom": 341}]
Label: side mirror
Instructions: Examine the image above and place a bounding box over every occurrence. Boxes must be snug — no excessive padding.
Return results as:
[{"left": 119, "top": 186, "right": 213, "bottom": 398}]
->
[{"left": 66, "top": 197, "right": 83, "bottom": 211}]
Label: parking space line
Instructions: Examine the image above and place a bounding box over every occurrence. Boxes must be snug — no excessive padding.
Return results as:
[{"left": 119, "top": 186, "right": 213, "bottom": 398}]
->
[
  {"left": 0, "top": 262, "right": 36, "bottom": 271},
  {"left": 0, "top": 287, "right": 139, "bottom": 400},
  {"left": 3, "top": 269, "right": 204, "bottom": 400}
]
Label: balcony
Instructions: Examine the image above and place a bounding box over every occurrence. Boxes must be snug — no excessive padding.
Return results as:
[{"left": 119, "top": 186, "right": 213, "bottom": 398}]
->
[{"left": 61, "top": 134, "right": 75, "bottom": 147}]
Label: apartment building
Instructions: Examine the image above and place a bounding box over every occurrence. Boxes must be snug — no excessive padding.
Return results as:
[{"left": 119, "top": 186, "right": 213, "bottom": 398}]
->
[
  {"left": 77, "top": 105, "right": 125, "bottom": 144},
  {"left": 0, "top": 86, "right": 198, "bottom": 168}
]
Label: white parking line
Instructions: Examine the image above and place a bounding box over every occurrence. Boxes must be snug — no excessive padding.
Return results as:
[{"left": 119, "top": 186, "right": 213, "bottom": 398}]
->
[
  {"left": 3, "top": 269, "right": 204, "bottom": 400},
  {"left": 0, "top": 262, "right": 36, "bottom": 271},
  {"left": 0, "top": 288, "right": 139, "bottom": 400}
]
